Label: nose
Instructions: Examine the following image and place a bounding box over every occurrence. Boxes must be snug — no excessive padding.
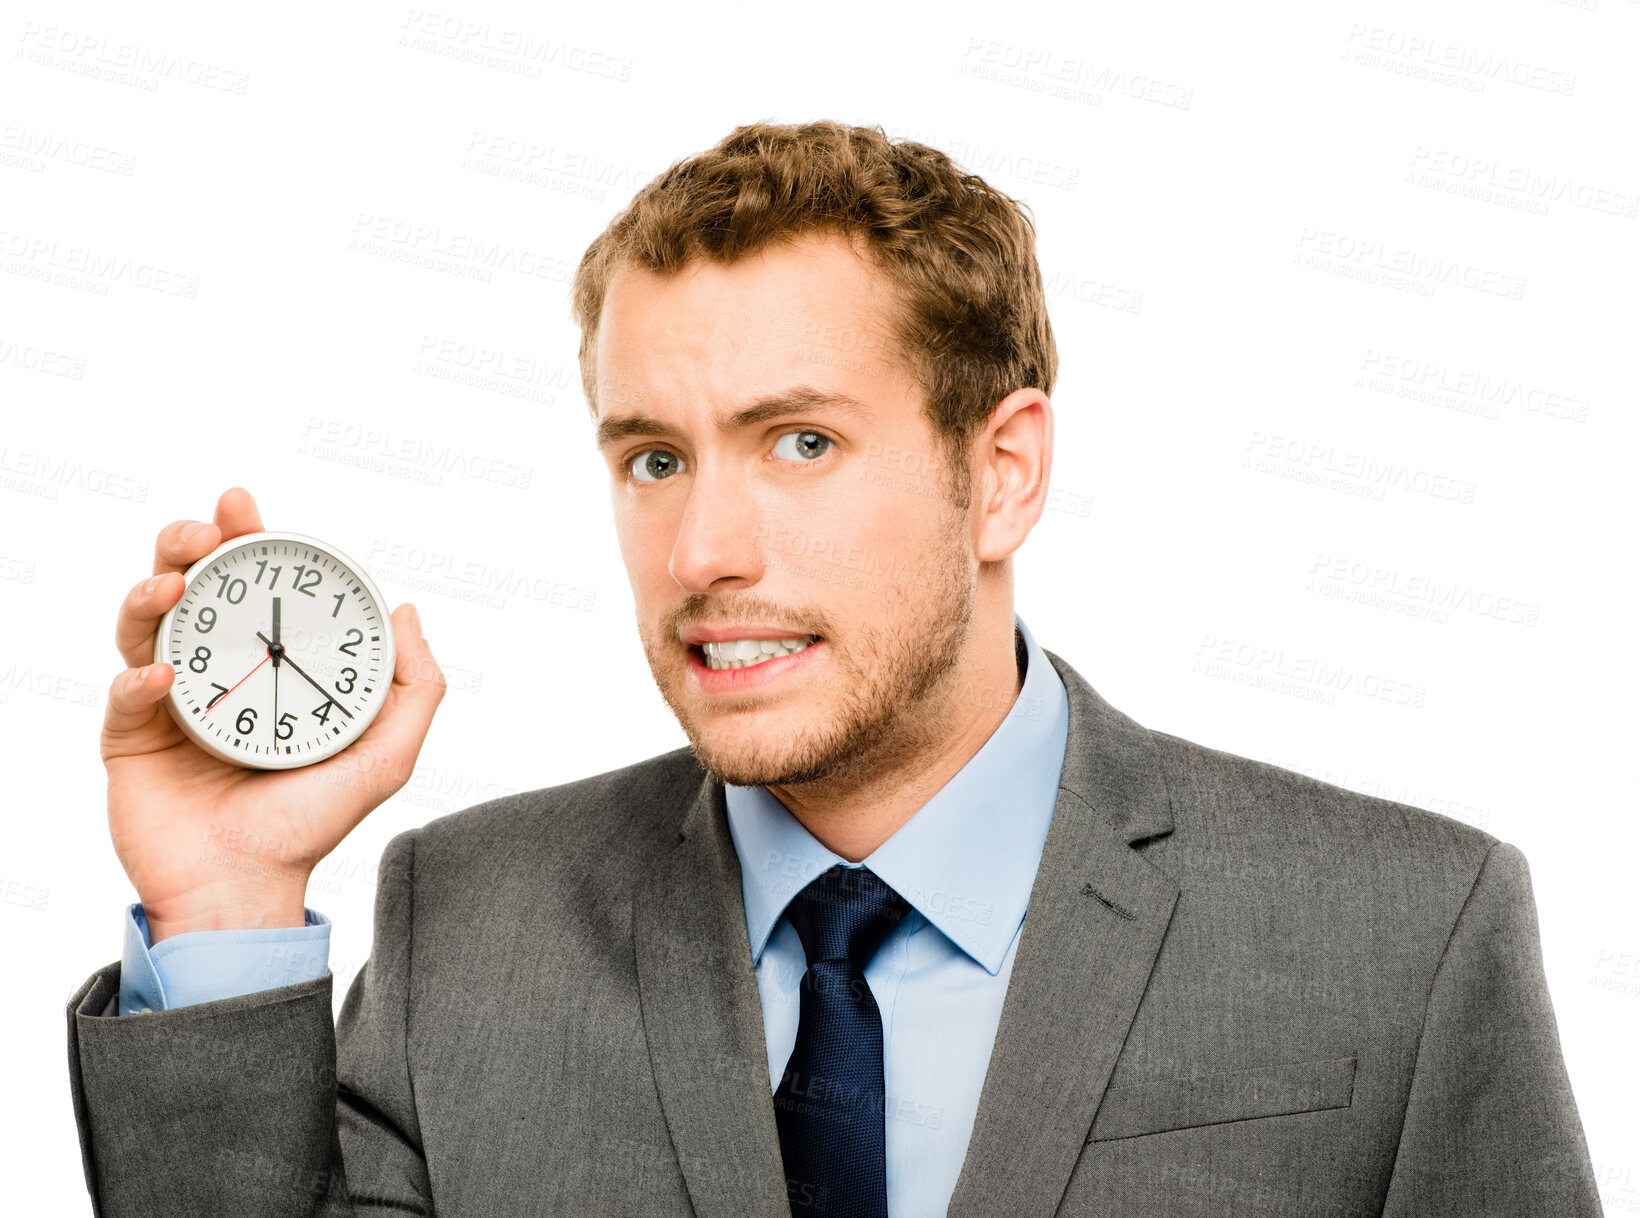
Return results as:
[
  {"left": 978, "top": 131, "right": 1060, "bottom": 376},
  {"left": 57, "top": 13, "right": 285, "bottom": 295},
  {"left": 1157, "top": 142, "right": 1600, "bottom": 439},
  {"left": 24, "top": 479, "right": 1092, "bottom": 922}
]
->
[{"left": 667, "top": 456, "right": 767, "bottom": 594}]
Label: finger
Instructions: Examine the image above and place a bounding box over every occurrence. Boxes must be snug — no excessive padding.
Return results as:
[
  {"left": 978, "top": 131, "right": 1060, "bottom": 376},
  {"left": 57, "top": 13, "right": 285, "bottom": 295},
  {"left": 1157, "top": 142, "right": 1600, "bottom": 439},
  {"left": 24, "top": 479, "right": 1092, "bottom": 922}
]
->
[
  {"left": 212, "top": 486, "right": 264, "bottom": 537},
  {"left": 152, "top": 517, "right": 221, "bottom": 578},
  {"left": 102, "top": 660, "right": 175, "bottom": 743},
  {"left": 116, "top": 571, "right": 185, "bottom": 669},
  {"left": 340, "top": 604, "right": 446, "bottom": 795},
  {"left": 150, "top": 488, "right": 263, "bottom": 578}
]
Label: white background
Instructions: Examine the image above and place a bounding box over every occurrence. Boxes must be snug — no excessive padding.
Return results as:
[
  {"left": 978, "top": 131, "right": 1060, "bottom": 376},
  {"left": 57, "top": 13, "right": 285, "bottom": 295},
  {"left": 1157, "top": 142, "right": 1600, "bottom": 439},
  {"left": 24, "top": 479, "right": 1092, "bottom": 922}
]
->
[{"left": 2, "top": 1, "right": 1636, "bottom": 1211}]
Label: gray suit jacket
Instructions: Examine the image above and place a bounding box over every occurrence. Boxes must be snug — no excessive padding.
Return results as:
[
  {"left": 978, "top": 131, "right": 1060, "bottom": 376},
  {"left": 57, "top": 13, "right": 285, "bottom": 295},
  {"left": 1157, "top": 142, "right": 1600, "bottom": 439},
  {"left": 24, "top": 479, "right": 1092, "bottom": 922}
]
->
[{"left": 66, "top": 649, "right": 1602, "bottom": 1216}]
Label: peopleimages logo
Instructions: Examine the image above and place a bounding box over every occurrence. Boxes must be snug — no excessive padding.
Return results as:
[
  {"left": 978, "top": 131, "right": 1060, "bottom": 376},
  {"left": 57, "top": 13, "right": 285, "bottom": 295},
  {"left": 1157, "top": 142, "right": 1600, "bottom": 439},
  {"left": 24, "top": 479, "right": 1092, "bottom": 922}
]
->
[
  {"left": 398, "top": 9, "right": 632, "bottom": 81},
  {"left": 0, "top": 124, "right": 136, "bottom": 175},
  {"left": 1406, "top": 147, "right": 1637, "bottom": 220},
  {"left": 298, "top": 417, "right": 535, "bottom": 491},
  {"left": 1357, "top": 351, "right": 1591, "bottom": 423},
  {"left": 0, "top": 445, "right": 149, "bottom": 501},
  {"left": 1341, "top": 25, "right": 1576, "bottom": 96},
  {"left": 16, "top": 23, "right": 251, "bottom": 93},
  {"left": 1293, "top": 229, "right": 1526, "bottom": 301},
  {"left": 348, "top": 213, "right": 576, "bottom": 284},
  {"left": 958, "top": 38, "right": 1193, "bottom": 109},
  {"left": 1242, "top": 432, "right": 1478, "bottom": 505},
  {"left": 0, "top": 229, "right": 200, "bottom": 298}
]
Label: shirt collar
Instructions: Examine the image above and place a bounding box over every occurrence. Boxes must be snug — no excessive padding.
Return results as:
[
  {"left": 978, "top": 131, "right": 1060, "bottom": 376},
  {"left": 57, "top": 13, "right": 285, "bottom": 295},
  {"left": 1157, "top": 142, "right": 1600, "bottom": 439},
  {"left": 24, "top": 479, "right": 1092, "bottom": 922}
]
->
[{"left": 725, "top": 611, "right": 1070, "bottom": 976}]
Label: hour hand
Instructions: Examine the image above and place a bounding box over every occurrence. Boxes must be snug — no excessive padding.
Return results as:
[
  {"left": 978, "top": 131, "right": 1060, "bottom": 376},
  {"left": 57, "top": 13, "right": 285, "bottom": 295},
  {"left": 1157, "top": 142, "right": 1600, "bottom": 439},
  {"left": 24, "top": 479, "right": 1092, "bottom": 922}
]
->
[{"left": 271, "top": 596, "right": 282, "bottom": 666}]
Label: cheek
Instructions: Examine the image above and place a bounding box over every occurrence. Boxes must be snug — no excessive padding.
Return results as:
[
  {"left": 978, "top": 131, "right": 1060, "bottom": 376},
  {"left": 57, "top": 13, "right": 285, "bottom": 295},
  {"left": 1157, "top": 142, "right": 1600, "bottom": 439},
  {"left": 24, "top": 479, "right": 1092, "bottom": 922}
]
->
[
  {"left": 612, "top": 533, "right": 668, "bottom": 619},
  {"left": 612, "top": 500, "right": 670, "bottom": 569}
]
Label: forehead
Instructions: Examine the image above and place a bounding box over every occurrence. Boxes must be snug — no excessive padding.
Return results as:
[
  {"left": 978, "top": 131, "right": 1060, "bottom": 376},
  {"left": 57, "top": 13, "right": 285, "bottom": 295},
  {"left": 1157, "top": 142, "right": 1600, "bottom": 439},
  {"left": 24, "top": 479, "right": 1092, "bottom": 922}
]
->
[{"left": 593, "top": 231, "right": 910, "bottom": 412}]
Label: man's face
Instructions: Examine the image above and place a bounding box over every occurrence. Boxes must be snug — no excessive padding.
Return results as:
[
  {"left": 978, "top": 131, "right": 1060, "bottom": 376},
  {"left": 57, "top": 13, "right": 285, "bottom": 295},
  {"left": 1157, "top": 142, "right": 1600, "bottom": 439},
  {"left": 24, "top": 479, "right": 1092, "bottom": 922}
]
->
[{"left": 593, "top": 231, "right": 984, "bottom": 790}]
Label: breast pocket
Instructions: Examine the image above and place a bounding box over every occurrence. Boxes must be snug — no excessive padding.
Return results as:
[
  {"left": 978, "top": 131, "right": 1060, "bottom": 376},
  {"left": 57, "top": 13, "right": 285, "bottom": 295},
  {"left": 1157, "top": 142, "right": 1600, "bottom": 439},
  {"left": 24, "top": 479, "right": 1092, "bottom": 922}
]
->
[{"left": 1086, "top": 1054, "right": 1357, "bottom": 1142}]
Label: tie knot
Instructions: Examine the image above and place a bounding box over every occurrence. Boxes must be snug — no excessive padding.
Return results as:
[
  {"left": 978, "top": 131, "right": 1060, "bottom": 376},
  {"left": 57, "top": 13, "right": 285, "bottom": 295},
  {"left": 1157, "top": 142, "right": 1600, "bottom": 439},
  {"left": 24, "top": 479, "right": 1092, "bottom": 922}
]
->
[{"left": 782, "top": 864, "right": 911, "bottom": 969}]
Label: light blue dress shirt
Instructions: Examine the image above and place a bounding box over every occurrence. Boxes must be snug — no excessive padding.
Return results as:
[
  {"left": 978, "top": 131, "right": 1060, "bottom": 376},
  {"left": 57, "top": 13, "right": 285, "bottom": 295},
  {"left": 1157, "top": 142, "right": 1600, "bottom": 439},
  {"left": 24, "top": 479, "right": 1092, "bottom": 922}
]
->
[
  {"left": 118, "top": 904, "right": 330, "bottom": 1016},
  {"left": 725, "top": 612, "right": 1068, "bottom": 1216},
  {"left": 119, "top": 613, "right": 1071, "bottom": 1218}
]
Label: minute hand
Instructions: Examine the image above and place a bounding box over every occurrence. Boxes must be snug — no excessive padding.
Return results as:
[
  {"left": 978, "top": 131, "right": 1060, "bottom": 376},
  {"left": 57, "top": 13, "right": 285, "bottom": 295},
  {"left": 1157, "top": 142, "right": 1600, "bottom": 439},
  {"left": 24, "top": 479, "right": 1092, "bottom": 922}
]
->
[{"left": 256, "top": 631, "right": 355, "bottom": 720}]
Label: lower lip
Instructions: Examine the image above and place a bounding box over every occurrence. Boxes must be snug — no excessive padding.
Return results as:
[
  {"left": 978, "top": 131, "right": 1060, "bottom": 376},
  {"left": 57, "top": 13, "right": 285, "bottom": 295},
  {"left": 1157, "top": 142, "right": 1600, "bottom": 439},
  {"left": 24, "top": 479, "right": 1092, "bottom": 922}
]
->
[{"left": 687, "top": 640, "right": 822, "bottom": 694}]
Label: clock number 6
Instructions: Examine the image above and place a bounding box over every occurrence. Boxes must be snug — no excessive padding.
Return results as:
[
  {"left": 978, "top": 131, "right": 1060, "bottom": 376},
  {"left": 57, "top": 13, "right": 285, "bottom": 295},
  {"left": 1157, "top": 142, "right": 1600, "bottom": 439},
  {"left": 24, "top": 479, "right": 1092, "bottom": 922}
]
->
[{"left": 235, "top": 707, "right": 258, "bottom": 735}]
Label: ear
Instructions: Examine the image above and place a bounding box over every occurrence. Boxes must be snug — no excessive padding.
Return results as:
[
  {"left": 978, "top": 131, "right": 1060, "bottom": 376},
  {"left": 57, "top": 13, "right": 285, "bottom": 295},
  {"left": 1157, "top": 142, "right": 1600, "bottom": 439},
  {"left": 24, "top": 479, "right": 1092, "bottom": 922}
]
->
[{"left": 972, "top": 388, "right": 1053, "bottom": 563}]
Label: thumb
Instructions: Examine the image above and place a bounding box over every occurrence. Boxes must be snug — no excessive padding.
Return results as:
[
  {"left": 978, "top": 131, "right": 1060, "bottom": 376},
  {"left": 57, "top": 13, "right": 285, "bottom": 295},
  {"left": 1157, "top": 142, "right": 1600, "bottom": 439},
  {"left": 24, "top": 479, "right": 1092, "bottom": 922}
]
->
[{"left": 343, "top": 603, "right": 446, "bottom": 792}]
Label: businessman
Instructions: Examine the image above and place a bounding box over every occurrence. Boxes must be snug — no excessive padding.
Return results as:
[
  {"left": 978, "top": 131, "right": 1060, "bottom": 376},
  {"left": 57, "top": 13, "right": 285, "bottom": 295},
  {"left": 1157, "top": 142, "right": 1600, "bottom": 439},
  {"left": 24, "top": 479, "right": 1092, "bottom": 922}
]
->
[{"left": 70, "top": 120, "right": 1600, "bottom": 1216}]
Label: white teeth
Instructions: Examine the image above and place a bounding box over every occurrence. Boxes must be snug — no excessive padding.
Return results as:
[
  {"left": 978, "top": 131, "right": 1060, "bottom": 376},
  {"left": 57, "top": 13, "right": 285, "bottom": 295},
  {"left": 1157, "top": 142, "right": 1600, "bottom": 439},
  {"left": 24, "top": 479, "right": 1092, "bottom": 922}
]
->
[{"left": 700, "top": 636, "right": 816, "bottom": 671}]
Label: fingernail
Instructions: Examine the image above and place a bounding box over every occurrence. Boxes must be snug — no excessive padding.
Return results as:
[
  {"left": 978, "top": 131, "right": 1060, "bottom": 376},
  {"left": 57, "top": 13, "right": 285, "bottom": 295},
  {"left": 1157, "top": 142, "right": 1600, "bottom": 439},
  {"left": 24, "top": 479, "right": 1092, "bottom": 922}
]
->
[
  {"left": 144, "top": 576, "right": 162, "bottom": 594},
  {"left": 138, "top": 664, "right": 155, "bottom": 680},
  {"left": 179, "top": 522, "right": 206, "bottom": 542}
]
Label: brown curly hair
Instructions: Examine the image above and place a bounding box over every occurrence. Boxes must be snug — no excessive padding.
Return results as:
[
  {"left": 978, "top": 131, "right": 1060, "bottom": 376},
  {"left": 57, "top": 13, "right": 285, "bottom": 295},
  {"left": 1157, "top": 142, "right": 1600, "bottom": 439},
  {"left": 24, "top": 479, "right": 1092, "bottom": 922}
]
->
[{"left": 570, "top": 119, "right": 1057, "bottom": 507}]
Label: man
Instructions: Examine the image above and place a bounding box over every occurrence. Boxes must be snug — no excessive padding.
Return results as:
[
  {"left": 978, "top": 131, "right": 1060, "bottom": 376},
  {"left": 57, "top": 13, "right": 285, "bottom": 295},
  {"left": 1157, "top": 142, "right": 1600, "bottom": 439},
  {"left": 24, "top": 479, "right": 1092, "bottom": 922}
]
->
[{"left": 70, "top": 121, "right": 1599, "bottom": 1216}]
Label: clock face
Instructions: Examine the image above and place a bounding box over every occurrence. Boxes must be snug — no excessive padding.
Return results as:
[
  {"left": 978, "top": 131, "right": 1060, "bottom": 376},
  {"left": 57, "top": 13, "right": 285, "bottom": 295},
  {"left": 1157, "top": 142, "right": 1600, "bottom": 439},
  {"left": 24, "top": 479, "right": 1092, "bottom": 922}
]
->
[{"left": 153, "top": 531, "right": 396, "bottom": 770}]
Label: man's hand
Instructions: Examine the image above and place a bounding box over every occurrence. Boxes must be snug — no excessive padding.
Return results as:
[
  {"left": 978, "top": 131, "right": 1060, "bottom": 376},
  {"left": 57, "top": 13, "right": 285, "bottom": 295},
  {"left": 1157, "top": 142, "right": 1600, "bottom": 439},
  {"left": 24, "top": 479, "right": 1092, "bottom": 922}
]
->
[{"left": 101, "top": 487, "right": 447, "bottom": 943}]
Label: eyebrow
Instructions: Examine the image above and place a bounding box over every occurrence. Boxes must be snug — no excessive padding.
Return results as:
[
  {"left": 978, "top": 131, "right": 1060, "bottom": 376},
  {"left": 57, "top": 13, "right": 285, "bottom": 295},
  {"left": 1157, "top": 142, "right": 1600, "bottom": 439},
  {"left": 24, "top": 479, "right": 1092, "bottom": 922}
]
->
[{"left": 595, "top": 386, "right": 873, "bottom": 450}]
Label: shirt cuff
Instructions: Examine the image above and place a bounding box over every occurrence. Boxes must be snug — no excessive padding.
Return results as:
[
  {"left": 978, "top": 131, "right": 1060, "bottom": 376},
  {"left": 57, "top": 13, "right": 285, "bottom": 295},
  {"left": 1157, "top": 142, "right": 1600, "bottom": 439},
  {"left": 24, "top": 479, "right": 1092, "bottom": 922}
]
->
[{"left": 118, "top": 903, "right": 331, "bottom": 1016}]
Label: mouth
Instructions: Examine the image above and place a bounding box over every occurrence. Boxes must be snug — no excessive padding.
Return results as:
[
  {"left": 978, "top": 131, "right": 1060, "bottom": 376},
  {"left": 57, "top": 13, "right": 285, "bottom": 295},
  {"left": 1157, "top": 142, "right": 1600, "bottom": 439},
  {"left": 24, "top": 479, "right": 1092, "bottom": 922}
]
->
[{"left": 689, "top": 635, "right": 820, "bottom": 672}]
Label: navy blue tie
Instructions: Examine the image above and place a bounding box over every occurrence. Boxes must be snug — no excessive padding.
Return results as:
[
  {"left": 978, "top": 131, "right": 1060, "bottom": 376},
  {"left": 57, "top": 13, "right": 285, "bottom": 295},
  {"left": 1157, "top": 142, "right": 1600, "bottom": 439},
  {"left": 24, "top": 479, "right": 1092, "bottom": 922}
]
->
[{"left": 773, "top": 864, "right": 912, "bottom": 1217}]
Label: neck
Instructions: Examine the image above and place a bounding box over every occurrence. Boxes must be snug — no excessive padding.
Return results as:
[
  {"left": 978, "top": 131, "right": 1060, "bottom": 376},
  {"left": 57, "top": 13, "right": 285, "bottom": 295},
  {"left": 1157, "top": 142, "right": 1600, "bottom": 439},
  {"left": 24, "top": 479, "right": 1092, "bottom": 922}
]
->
[{"left": 765, "top": 604, "right": 1025, "bottom": 863}]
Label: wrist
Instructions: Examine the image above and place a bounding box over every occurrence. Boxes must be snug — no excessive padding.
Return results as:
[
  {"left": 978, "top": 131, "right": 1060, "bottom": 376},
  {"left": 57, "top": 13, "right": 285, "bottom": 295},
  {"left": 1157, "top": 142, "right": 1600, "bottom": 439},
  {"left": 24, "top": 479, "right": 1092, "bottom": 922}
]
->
[{"left": 143, "top": 879, "right": 311, "bottom": 943}]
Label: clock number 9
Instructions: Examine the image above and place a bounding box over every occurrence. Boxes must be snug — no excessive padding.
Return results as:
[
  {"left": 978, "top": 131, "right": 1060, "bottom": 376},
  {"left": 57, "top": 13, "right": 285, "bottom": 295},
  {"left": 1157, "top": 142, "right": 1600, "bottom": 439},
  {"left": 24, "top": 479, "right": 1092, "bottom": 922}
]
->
[{"left": 195, "top": 607, "right": 217, "bottom": 634}]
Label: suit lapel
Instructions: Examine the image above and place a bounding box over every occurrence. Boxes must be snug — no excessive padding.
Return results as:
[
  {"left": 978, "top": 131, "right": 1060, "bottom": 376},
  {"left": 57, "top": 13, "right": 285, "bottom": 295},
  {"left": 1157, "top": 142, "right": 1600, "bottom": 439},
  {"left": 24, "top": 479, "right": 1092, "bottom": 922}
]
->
[
  {"left": 633, "top": 767, "right": 792, "bottom": 1218},
  {"left": 946, "top": 648, "right": 1181, "bottom": 1218}
]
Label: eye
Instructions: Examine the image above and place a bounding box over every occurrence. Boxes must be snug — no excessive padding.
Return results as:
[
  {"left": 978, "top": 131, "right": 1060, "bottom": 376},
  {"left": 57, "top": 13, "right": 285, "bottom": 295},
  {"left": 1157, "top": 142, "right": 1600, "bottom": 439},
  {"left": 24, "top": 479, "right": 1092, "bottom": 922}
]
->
[
  {"left": 628, "top": 449, "right": 684, "bottom": 483},
  {"left": 772, "top": 431, "right": 834, "bottom": 462}
]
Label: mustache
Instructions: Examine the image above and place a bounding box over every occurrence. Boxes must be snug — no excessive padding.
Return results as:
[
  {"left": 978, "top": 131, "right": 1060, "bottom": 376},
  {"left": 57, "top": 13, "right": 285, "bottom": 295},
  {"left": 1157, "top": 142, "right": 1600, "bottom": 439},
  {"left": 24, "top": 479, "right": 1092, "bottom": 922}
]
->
[{"left": 670, "top": 597, "right": 829, "bottom": 641}]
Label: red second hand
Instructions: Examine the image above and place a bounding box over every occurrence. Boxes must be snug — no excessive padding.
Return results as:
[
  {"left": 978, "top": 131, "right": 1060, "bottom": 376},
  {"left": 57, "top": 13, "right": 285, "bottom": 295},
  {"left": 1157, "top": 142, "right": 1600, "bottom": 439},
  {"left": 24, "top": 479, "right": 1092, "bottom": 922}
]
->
[{"left": 207, "top": 651, "right": 272, "bottom": 712}]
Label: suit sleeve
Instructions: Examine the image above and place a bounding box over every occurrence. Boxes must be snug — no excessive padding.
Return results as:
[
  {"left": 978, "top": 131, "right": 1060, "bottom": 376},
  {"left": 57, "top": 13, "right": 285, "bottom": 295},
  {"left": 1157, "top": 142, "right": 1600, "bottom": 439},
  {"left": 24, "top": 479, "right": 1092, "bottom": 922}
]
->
[
  {"left": 66, "top": 830, "right": 432, "bottom": 1217},
  {"left": 1379, "top": 841, "right": 1601, "bottom": 1216}
]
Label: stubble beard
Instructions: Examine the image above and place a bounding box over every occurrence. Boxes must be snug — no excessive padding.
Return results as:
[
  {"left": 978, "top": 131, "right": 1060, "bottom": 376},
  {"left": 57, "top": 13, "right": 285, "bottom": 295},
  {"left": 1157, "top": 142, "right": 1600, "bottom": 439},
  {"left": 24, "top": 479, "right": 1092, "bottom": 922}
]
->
[{"left": 640, "top": 514, "right": 976, "bottom": 794}]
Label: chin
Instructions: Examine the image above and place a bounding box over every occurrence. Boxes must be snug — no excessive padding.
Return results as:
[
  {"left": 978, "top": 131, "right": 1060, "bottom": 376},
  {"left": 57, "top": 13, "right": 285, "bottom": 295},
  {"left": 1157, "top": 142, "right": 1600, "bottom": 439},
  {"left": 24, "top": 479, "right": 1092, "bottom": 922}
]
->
[{"left": 682, "top": 724, "right": 805, "bottom": 788}]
